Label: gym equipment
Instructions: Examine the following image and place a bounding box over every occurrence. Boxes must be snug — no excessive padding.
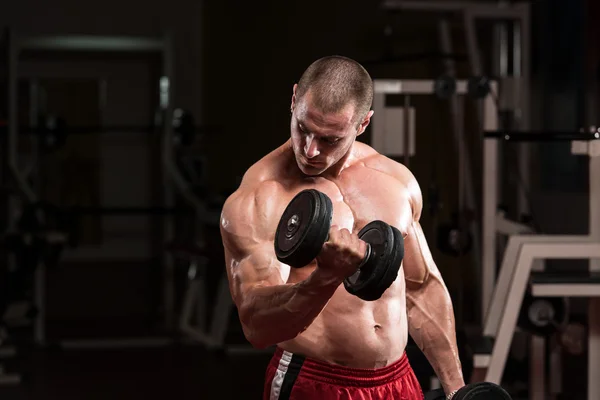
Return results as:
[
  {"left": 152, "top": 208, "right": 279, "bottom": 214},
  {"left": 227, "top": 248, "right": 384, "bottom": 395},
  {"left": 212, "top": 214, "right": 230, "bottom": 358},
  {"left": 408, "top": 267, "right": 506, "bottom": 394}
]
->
[
  {"left": 424, "top": 382, "right": 512, "bottom": 400},
  {"left": 167, "top": 242, "right": 267, "bottom": 355},
  {"left": 517, "top": 292, "right": 568, "bottom": 337},
  {"left": 433, "top": 75, "right": 456, "bottom": 99},
  {"left": 478, "top": 131, "right": 600, "bottom": 400},
  {"left": 274, "top": 189, "right": 405, "bottom": 301},
  {"left": 558, "top": 321, "right": 586, "bottom": 356},
  {"left": 436, "top": 211, "right": 473, "bottom": 257},
  {"left": 172, "top": 108, "right": 196, "bottom": 146},
  {"left": 467, "top": 76, "right": 491, "bottom": 99},
  {"left": 274, "top": 189, "right": 333, "bottom": 268},
  {"left": 0, "top": 110, "right": 212, "bottom": 151},
  {"left": 38, "top": 114, "right": 67, "bottom": 151},
  {"left": 3, "top": 30, "right": 185, "bottom": 351}
]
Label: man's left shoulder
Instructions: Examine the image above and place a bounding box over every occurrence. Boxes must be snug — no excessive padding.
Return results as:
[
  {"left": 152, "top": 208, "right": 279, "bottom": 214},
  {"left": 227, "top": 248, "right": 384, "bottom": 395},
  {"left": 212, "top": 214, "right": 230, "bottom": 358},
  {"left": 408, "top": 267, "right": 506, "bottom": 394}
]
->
[
  {"left": 361, "top": 151, "right": 416, "bottom": 185},
  {"left": 359, "top": 151, "right": 423, "bottom": 211}
]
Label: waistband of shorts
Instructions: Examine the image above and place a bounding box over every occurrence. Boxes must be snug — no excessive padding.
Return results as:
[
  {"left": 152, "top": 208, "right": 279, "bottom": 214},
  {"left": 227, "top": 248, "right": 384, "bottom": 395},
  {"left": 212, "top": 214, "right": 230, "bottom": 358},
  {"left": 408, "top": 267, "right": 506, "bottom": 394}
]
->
[{"left": 270, "top": 346, "right": 411, "bottom": 387}]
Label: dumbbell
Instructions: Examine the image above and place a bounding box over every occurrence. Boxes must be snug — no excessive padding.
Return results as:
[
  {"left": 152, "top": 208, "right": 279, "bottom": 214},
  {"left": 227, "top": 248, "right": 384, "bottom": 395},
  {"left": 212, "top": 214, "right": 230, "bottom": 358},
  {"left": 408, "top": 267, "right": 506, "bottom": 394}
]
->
[
  {"left": 274, "top": 189, "right": 404, "bottom": 301},
  {"left": 425, "top": 382, "right": 512, "bottom": 400}
]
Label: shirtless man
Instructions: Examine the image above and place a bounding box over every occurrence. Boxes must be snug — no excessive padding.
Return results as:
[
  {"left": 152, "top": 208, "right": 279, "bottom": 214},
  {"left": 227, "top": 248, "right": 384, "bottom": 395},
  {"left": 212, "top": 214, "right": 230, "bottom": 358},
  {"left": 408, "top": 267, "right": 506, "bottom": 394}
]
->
[{"left": 219, "top": 56, "right": 465, "bottom": 400}]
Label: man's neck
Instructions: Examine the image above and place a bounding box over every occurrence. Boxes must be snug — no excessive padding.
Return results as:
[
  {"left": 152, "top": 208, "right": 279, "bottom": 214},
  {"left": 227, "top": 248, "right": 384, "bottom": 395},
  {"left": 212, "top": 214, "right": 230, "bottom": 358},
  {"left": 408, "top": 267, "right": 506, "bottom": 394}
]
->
[{"left": 319, "top": 146, "right": 356, "bottom": 179}]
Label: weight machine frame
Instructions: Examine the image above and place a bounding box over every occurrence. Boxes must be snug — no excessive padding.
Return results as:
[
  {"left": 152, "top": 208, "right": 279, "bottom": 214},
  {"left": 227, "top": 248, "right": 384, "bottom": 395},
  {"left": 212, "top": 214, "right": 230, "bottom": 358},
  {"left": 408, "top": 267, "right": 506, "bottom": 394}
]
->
[
  {"left": 381, "top": 0, "right": 533, "bottom": 330},
  {"left": 5, "top": 28, "right": 253, "bottom": 357},
  {"left": 5, "top": 29, "right": 181, "bottom": 349},
  {"left": 480, "top": 133, "right": 600, "bottom": 400},
  {"left": 374, "top": 78, "right": 600, "bottom": 399}
]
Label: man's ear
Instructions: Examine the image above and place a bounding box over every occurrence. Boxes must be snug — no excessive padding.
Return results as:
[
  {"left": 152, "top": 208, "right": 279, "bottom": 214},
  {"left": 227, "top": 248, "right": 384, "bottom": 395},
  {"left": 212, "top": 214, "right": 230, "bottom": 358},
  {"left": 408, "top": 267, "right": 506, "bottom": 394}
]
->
[
  {"left": 291, "top": 84, "right": 298, "bottom": 112},
  {"left": 357, "top": 110, "right": 375, "bottom": 136}
]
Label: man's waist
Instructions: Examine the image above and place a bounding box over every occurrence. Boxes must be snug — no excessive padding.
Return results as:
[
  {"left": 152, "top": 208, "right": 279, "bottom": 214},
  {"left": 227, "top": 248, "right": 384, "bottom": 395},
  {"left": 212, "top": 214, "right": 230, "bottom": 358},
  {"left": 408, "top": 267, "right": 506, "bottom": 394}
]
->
[{"left": 271, "top": 346, "right": 412, "bottom": 387}]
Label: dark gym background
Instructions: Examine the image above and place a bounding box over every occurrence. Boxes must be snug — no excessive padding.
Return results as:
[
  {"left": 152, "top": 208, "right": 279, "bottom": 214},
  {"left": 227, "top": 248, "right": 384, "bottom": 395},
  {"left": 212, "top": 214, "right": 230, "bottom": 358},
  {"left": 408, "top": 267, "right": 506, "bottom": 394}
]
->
[{"left": 1, "top": 0, "right": 599, "bottom": 399}]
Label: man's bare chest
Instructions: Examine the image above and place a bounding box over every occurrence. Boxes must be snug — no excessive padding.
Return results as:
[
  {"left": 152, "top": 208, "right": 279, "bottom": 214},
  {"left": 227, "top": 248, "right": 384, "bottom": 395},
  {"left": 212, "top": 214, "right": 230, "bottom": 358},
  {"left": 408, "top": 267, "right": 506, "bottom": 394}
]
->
[{"left": 281, "top": 171, "right": 413, "bottom": 238}]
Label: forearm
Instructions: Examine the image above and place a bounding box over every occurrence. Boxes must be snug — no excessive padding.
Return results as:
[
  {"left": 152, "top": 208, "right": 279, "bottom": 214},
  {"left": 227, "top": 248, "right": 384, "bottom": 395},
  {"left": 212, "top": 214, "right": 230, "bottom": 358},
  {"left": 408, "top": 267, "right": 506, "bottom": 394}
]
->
[
  {"left": 406, "top": 275, "right": 465, "bottom": 395},
  {"left": 240, "top": 269, "right": 341, "bottom": 348}
]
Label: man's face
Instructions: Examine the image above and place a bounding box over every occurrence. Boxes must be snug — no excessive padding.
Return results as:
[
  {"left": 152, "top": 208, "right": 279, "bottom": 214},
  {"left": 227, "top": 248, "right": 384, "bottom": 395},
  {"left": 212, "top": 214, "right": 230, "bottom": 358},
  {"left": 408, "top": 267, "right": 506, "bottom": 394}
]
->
[{"left": 290, "top": 90, "right": 367, "bottom": 176}]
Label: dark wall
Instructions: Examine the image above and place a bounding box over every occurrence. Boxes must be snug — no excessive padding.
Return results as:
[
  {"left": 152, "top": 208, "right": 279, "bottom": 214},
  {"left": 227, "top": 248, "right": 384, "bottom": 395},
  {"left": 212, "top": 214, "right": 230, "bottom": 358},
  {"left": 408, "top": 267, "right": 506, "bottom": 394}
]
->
[
  {"left": 200, "top": 0, "right": 464, "bottom": 192},
  {"left": 1, "top": 0, "right": 204, "bottom": 118},
  {"left": 5, "top": 0, "right": 598, "bottom": 326},
  {"left": 1, "top": 0, "right": 502, "bottom": 324}
]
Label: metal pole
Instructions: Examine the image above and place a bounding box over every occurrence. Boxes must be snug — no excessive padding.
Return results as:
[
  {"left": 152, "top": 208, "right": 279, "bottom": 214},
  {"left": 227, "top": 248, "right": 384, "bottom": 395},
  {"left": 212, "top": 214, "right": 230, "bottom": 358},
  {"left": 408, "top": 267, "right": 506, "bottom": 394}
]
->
[
  {"left": 162, "top": 32, "right": 176, "bottom": 330},
  {"left": 403, "top": 95, "right": 411, "bottom": 167},
  {"left": 516, "top": 4, "right": 531, "bottom": 221},
  {"left": 28, "top": 79, "right": 46, "bottom": 347},
  {"left": 589, "top": 136, "right": 600, "bottom": 399},
  {"left": 8, "top": 30, "right": 36, "bottom": 204},
  {"left": 482, "top": 83, "right": 499, "bottom": 322},
  {"left": 492, "top": 8, "right": 508, "bottom": 259},
  {"left": 438, "top": 18, "right": 483, "bottom": 320}
]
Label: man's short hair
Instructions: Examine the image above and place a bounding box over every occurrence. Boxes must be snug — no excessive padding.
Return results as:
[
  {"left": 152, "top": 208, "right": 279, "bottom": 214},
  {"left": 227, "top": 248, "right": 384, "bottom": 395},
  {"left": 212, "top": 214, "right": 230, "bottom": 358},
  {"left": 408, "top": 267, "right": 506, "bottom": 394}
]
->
[{"left": 296, "top": 55, "right": 374, "bottom": 124}]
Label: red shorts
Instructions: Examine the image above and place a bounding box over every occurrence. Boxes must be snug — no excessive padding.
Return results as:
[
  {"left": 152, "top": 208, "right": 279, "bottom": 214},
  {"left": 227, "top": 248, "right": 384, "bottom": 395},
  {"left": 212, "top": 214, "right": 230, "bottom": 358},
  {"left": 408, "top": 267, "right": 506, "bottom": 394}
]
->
[{"left": 263, "top": 347, "right": 424, "bottom": 400}]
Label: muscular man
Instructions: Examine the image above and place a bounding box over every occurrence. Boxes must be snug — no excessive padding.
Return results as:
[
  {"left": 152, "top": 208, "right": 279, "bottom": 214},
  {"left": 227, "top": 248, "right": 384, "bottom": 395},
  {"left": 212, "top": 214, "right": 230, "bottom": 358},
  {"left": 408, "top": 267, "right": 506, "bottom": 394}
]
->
[{"left": 220, "top": 56, "right": 465, "bottom": 400}]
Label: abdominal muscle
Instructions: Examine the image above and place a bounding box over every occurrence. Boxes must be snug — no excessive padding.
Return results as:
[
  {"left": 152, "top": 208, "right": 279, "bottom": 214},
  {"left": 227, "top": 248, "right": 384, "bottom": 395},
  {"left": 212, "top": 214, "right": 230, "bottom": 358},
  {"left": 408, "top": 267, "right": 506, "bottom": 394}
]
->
[{"left": 278, "top": 266, "right": 409, "bottom": 369}]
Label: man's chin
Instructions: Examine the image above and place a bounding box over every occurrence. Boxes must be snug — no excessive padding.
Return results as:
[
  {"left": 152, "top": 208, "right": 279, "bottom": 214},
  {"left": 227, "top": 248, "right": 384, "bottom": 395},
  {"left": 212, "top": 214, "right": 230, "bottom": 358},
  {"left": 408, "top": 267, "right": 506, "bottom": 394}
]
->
[{"left": 298, "top": 163, "right": 326, "bottom": 176}]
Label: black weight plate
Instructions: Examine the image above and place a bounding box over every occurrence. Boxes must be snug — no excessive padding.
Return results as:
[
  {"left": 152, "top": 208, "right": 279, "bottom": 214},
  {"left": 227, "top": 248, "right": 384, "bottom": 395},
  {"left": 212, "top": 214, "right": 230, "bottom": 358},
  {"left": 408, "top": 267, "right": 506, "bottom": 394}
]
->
[
  {"left": 517, "top": 292, "right": 567, "bottom": 336},
  {"left": 315, "top": 190, "right": 333, "bottom": 248},
  {"left": 274, "top": 189, "right": 332, "bottom": 268},
  {"left": 344, "top": 221, "right": 403, "bottom": 301},
  {"left": 358, "top": 224, "right": 403, "bottom": 301},
  {"left": 343, "top": 221, "right": 393, "bottom": 295},
  {"left": 375, "top": 224, "right": 404, "bottom": 294},
  {"left": 453, "top": 382, "right": 513, "bottom": 400}
]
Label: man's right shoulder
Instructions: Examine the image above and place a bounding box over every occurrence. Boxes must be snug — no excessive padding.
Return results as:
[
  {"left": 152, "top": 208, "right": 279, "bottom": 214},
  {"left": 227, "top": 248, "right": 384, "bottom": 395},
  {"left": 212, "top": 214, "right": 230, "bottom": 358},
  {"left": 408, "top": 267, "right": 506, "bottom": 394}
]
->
[
  {"left": 224, "top": 178, "right": 283, "bottom": 214},
  {"left": 220, "top": 176, "right": 284, "bottom": 249}
]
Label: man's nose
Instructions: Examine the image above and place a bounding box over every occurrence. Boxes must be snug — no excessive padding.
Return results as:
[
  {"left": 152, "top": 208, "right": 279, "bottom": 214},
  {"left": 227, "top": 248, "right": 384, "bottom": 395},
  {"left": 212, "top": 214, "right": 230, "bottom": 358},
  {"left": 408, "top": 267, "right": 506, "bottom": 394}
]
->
[{"left": 304, "top": 134, "right": 320, "bottom": 159}]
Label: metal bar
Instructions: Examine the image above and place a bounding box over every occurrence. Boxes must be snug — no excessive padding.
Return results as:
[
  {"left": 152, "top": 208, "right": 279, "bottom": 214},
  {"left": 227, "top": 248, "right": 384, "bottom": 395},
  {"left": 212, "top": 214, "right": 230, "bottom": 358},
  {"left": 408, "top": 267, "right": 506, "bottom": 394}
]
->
[
  {"left": 209, "top": 275, "right": 235, "bottom": 346},
  {"left": 529, "top": 336, "right": 546, "bottom": 400},
  {"left": 486, "top": 242, "right": 600, "bottom": 383},
  {"left": 516, "top": 3, "right": 531, "bottom": 224},
  {"left": 438, "top": 19, "right": 481, "bottom": 324},
  {"left": 589, "top": 123, "right": 600, "bottom": 400},
  {"left": 33, "top": 263, "right": 45, "bottom": 346},
  {"left": 22, "top": 80, "right": 40, "bottom": 179},
  {"left": 491, "top": 15, "right": 507, "bottom": 223},
  {"left": 485, "top": 247, "right": 533, "bottom": 383},
  {"left": 65, "top": 206, "right": 195, "bottom": 215},
  {"left": 484, "top": 131, "right": 600, "bottom": 141},
  {"left": 496, "top": 214, "right": 534, "bottom": 235},
  {"left": 19, "top": 35, "right": 165, "bottom": 52},
  {"left": 0, "top": 125, "right": 219, "bottom": 135},
  {"left": 483, "top": 235, "right": 521, "bottom": 337},
  {"left": 59, "top": 337, "right": 174, "bottom": 349},
  {"left": 371, "top": 93, "right": 386, "bottom": 152},
  {"left": 513, "top": 16, "right": 522, "bottom": 77},
  {"left": 549, "top": 336, "right": 562, "bottom": 397},
  {"left": 373, "top": 79, "right": 470, "bottom": 95},
  {"left": 483, "top": 234, "right": 594, "bottom": 336},
  {"left": 590, "top": 298, "right": 600, "bottom": 400},
  {"left": 463, "top": 10, "right": 482, "bottom": 77},
  {"left": 590, "top": 140, "right": 600, "bottom": 270},
  {"left": 381, "top": 0, "right": 527, "bottom": 19},
  {"left": 7, "top": 29, "right": 36, "bottom": 203},
  {"left": 531, "top": 284, "right": 600, "bottom": 297},
  {"left": 495, "top": 18, "right": 509, "bottom": 77},
  {"left": 481, "top": 86, "right": 499, "bottom": 322},
  {"left": 403, "top": 95, "right": 411, "bottom": 167},
  {"left": 162, "top": 31, "right": 176, "bottom": 330}
]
